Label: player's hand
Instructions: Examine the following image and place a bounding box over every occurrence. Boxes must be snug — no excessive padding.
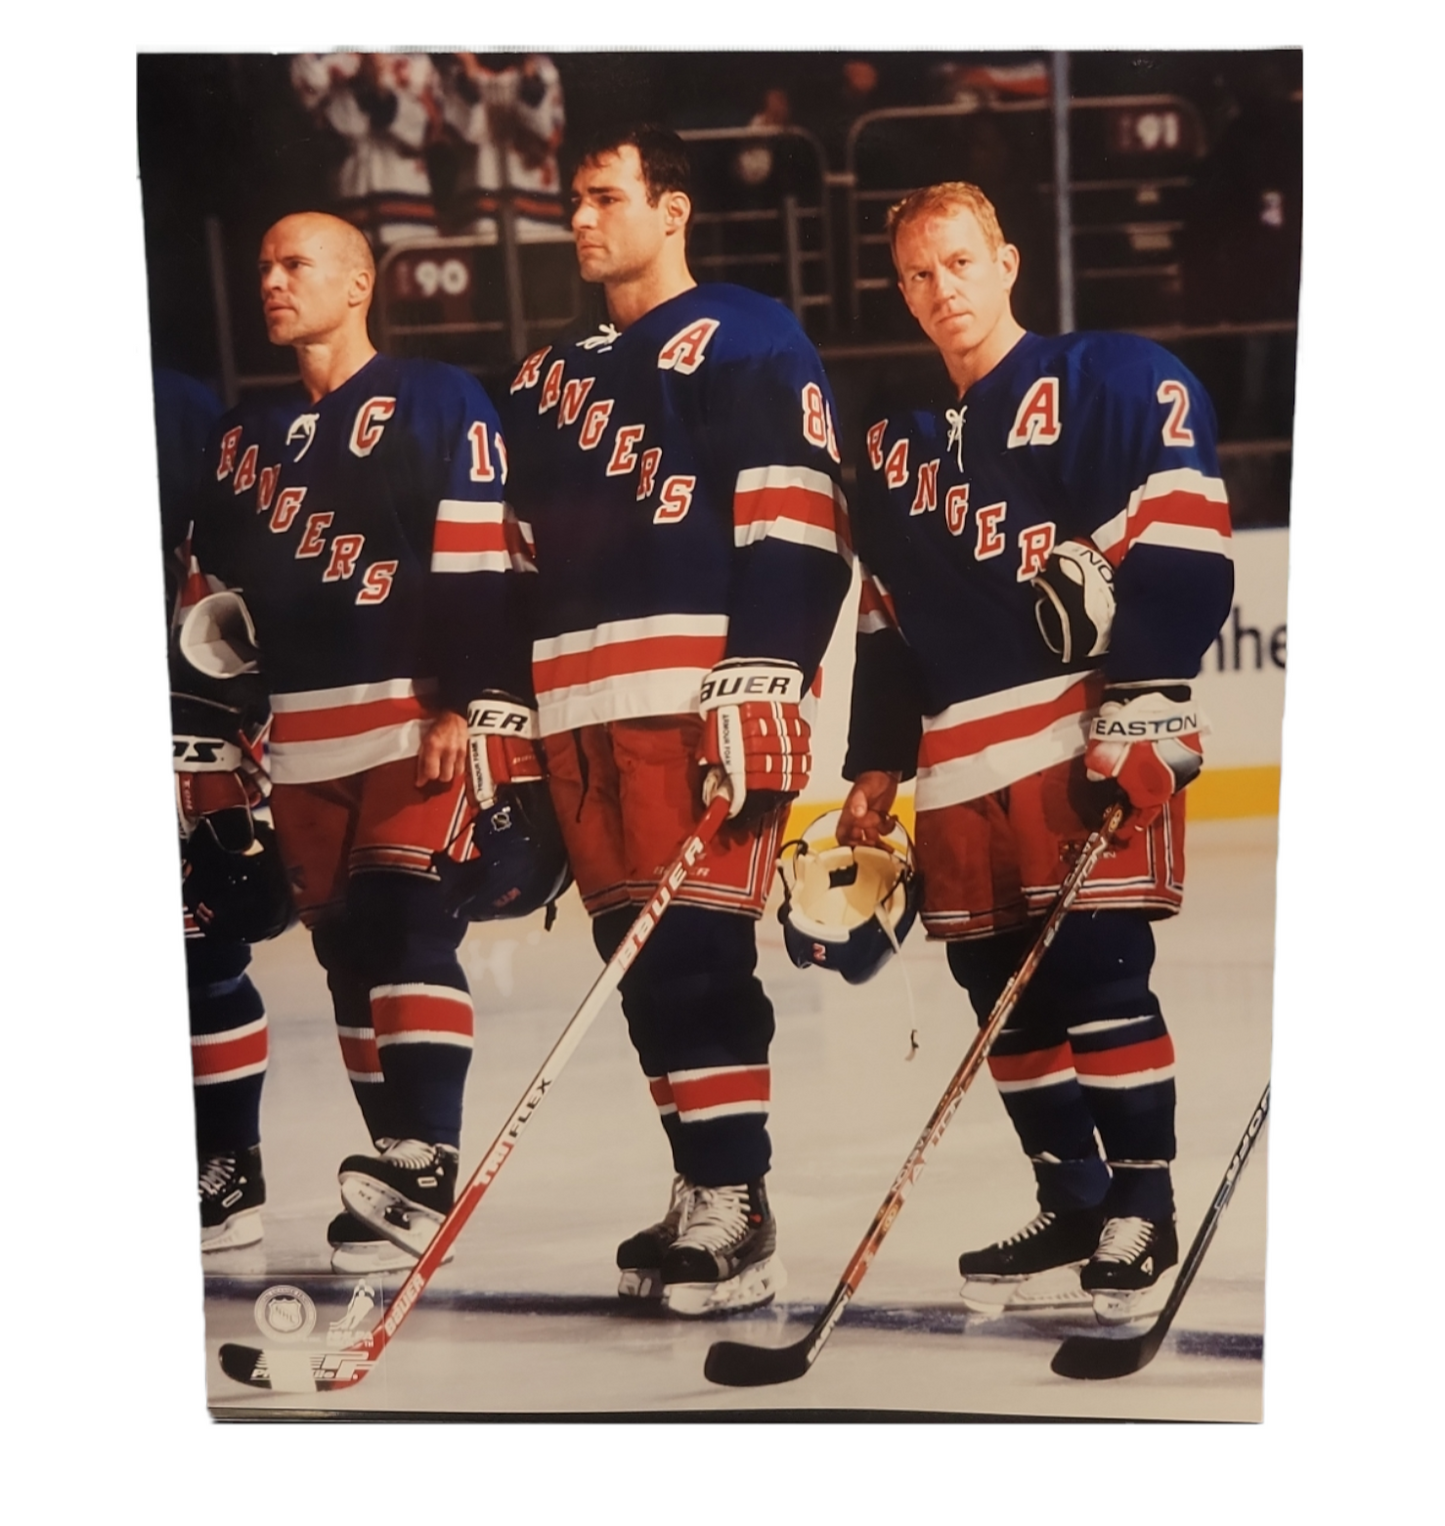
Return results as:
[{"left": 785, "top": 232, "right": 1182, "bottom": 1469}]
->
[
  {"left": 697, "top": 658, "right": 811, "bottom": 822},
  {"left": 837, "top": 771, "right": 901, "bottom": 848},
  {"left": 417, "top": 709, "right": 469, "bottom": 788},
  {"left": 463, "top": 694, "right": 545, "bottom": 806},
  {"left": 1084, "top": 684, "right": 1203, "bottom": 836}
]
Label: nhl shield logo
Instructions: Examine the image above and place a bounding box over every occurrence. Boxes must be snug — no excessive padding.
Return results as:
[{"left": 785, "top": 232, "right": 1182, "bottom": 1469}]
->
[{"left": 254, "top": 1284, "right": 318, "bottom": 1341}]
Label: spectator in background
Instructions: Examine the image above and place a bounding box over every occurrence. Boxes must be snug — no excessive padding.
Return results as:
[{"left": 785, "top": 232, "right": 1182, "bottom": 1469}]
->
[
  {"left": 290, "top": 53, "right": 441, "bottom": 249},
  {"left": 434, "top": 54, "right": 569, "bottom": 243}
]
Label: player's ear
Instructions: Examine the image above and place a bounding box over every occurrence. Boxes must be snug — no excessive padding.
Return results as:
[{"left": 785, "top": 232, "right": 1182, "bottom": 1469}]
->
[
  {"left": 999, "top": 242, "right": 1020, "bottom": 291},
  {"left": 663, "top": 190, "right": 691, "bottom": 236},
  {"left": 350, "top": 266, "right": 374, "bottom": 310}
]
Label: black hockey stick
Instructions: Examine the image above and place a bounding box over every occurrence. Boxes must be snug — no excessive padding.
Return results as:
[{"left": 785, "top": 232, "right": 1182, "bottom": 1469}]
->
[
  {"left": 1051, "top": 1080, "right": 1270, "bottom": 1381},
  {"left": 704, "top": 801, "right": 1126, "bottom": 1388},
  {"left": 218, "top": 796, "right": 732, "bottom": 1394}
]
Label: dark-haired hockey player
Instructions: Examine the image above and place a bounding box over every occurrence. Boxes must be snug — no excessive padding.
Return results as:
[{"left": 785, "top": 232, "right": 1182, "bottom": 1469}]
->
[
  {"left": 838, "top": 183, "right": 1234, "bottom": 1324},
  {"left": 497, "top": 125, "right": 852, "bottom": 1315},
  {"left": 184, "top": 212, "right": 541, "bottom": 1273}
]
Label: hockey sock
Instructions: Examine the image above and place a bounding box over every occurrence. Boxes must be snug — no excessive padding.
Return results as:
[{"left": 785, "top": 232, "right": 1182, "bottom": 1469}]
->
[
  {"left": 595, "top": 904, "right": 775, "bottom": 1186},
  {"left": 188, "top": 937, "right": 267, "bottom": 1154},
  {"left": 351, "top": 873, "right": 473, "bottom": 1150},
  {"left": 312, "top": 915, "right": 403, "bottom": 1144}
]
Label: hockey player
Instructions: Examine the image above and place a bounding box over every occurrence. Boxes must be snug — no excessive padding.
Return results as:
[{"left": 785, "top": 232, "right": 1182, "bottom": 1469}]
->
[
  {"left": 183, "top": 212, "right": 539, "bottom": 1272},
  {"left": 838, "top": 183, "right": 1234, "bottom": 1323},
  {"left": 155, "top": 368, "right": 278, "bottom": 1252},
  {"left": 496, "top": 125, "right": 852, "bottom": 1315}
]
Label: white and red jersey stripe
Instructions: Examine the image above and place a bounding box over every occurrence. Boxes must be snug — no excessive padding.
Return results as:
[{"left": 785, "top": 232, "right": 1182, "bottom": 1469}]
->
[
  {"left": 987, "top": 1043, "right": 1076, "bottom": 1095},
  {"left": 733, "top": 464, "right": 853, "bottom": 563},
  {"left": 430, "top": 499, "right": 537, "bottom": 574},
  {"left": 532, "top": 613, "right": 729, "bottom": 735},
  {"left": 915, "top": 672, "right": 1102, "bottom": 811},
  {"left": 1093, "top": 467, "right": 1232, "bottom": 567},
  {"left": 370, "top": 982, "right": 474, "bottom": 1049},
  {"left": 1073, "top": 1032, "right": 1176, "bottom": 1089},
  {"left": 191, "top": 1015, "right": 269, "bottom": 1087},
  {"left": 647, "top": 1065, "right": 770, "bottom": 1124},
  {"left": 857, "top": 568, "right": 899, "bottom": 635},
  {"left": 268, "top": 677, "right": 438, "bottom": 785}
]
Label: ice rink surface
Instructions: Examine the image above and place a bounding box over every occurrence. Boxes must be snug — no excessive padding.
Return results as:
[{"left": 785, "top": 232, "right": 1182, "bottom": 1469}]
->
[{"left": 203, "top": 816, "right": 1274, "bottom": 1422}]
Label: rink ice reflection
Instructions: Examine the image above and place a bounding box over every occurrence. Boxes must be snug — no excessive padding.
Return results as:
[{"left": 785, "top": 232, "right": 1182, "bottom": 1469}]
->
[{"left": 204, "top": 818, "right": 1274, "bottom": 1420}]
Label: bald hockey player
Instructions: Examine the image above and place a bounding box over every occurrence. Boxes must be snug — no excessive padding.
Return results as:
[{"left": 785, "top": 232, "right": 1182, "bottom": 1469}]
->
[
  {"left": 183, "top": 212, "right": 541, "bottom": 1273},
  {"left": 839, "top": 183, "right": 1234, "bottom": 1324},
  {"left": 497, "top": 125, "right": 852, "bottom": 1315}
]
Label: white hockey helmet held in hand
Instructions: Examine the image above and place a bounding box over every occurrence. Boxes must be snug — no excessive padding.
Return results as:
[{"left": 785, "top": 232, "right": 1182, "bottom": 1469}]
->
[{"left": 776, "top": 809, "right": 920, "bottom": 986}]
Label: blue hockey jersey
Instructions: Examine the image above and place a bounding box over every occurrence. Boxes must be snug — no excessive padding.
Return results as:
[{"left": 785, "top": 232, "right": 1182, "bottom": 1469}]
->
[
  {"left": 190, "top": 354, "right": 531, "bottom": 785},
  {"left": 846, "top": 330, "right": 1235, "bottom": 813},
  {"left": 498, "top": 284, "right": 853, "bottom": 735}
]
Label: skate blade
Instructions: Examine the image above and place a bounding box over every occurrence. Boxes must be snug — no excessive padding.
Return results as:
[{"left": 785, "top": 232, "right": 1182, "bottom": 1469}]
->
[
  {"left": 202, "top": 1208, "right": 264, "bottom": 1253},
  {"left": 617, "top": 1268, "right": 664, "bottom": 1300},
  {"left": 960, "top": 1263, "right": 1091, "bottom": 1316},
  {"left": 1090, "top": 1269, "right": 1176, "bottom": 1327},
  {"left": 329, "top": 1240, "right": 453, "bottom": 1275},
  {"left": 339, "top": 1174, "right": 445, "bottom": 1256},
  {"left": 662, "top": 1255, "right": 787, "bottom": 1318}
]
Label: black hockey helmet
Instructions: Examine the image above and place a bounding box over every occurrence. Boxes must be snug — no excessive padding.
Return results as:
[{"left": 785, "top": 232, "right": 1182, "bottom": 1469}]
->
[
  {"left": 776, "top": 809, "right": 920, "bottom": 985},
  {"left": 183, "top": 815, "right": 296, "bottom": 944},
  {"left": 432, "top": 782, "right": 572, "bottom": 923}
]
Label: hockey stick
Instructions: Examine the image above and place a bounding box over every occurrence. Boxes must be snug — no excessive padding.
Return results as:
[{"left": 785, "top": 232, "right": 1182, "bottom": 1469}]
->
[
  {"left": 1050, "top": 1080, "right": 1270, "bottom": 1381},
  {"left": 704, "top": 800, "right": 1126, "bottom": 1388},
  {"left": 218, "top": 795, "right": 733, "bottom": 1394}
]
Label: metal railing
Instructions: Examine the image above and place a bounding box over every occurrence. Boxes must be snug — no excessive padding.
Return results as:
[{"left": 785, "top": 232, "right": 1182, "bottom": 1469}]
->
[
  {"left": 677, "top": 125, "right": 834, "bottom": 329},
  {"left": 841, "top": 90, "right": 1209, "bottom": 331}
]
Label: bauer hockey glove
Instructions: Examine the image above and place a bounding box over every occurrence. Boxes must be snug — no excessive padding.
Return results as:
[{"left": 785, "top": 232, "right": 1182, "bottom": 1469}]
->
[
  {"left": 698, "top": 658, "right": 811, "bottom": 822},
  {"left": 1084, "top": 683, "right": 1204, "bottom": 835},
  {"left": 465, "top": 693, "right": 547, "bottom": 809}
]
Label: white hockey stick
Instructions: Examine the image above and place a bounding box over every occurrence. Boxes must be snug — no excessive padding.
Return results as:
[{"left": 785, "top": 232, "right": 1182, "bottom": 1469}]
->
[{"left": 219, "top": 795, "right": 732, "bottom": 1394}]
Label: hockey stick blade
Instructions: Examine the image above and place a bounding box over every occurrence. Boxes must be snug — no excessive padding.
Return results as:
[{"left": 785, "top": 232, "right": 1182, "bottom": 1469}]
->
[
  {"left": 1051, "top": 1081, "right": 1270, "bottom": 1382},
  {"left": 703, "top": 1335, "right": 814, "bottom": 1388},
  {"left": 217, "top": 1340, "right": 375, "bottom": 1393},
  {"left": 705, "top": 805, "right": 1124, "bottom": 1388}
]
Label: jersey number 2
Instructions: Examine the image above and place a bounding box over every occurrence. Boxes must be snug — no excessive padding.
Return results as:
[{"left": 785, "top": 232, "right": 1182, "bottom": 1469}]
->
[{"left": 1157, "top": 381, "right": 1195, "bottom": 447}]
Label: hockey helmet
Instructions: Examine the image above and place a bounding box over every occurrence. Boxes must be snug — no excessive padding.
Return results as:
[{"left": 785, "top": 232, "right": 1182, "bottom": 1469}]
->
[
  {"left": 432, "top": 782, "right": 573, "bottom": 923},
  {"left": 183, "top": 815, "right": 296, "bottom": 944},
  {"left": 776, "top": 810, "right": 920, "bottom": 985}
]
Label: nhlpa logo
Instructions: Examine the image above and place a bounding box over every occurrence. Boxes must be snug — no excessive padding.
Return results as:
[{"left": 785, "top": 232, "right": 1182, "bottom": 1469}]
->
[
  {"left": 287, "top": 412, "right": 319, "bottom": 461},
  {"left": 328, "top": 1280, "right": 377, "bottom": 1346}
]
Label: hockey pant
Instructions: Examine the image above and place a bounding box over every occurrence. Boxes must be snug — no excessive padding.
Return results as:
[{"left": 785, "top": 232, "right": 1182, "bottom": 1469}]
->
[
  {"left": 186, "top": 931, "right": 267, "bottom": 1155},
  {"left": 551, "top": 720, "right": 784, "bottom": 1187},
  {"left": 270, "top": 759, "right": 474, "bottom": 1150},
  {"left": 947, "top": 910, "right": 1177, "bottom": 1223}
]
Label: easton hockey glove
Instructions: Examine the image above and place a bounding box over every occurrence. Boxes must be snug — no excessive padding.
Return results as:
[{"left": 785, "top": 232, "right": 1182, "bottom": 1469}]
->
[
  {"left": 1085, "top": 684, "right": 1204, "bottom": 834},
  {"left": 466, "top": 693, "right": 546, "bottom": 808},
  {"left": 698, "top": 658, "right": 811, "bottom": 822}
]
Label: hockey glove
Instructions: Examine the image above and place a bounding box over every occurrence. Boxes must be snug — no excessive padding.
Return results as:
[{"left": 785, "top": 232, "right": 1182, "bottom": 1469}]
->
[
  {"left": 1085, "top": 684, "right": 1204, "bottom": 835},
  {"left": 698, "top": 658, "right": 811, "bottom": 822},
  {"left": 466, "top": 693, "right": 546, "bottom": 808},
  {"left": 173, "top": 691, "right": 266, "bottom": 852},
  {"left": 1033, "top": 538, "right": 1115, "bottom": 665}
]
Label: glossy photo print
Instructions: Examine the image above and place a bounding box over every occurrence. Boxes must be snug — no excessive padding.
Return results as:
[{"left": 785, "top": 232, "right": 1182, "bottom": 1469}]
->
[{"left": 138, "top": 49, "right": 1298, "bottom": 1420}]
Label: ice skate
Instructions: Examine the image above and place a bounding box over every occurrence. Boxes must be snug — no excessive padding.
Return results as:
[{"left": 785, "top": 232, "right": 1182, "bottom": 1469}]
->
[
  {"left": 338, "top": 1139, "right": 458, "bottom": 1257},
  {"left": 327, "top": 1211, "right": 454, "bottom": 1274},
  {"left": 616, "top": 1175, "right": 692, "bottom": 1300},
  {"left": 200, "top": 1146, "right": 265, "bottom": 1251},
  {"left": 660, "top": 1179, "right": 786, "bottom": 1317},
  {"left": 1082, "top": 1215, "right": 1179, "bottom": 1325},
  {"left": 956, "top": 1206, "right": 1103, "bottom": 1314}
]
